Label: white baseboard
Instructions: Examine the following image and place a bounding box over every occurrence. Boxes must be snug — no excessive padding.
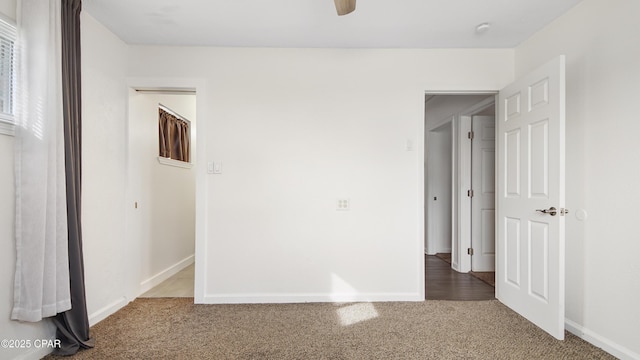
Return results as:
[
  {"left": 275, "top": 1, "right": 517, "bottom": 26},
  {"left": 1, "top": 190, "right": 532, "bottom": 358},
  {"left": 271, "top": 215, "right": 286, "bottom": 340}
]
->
[
  {"left": 88, "top": 296, "right": 129, "bottom": 327},
  {"left": 85, "top": 255, "right": 195, "bottom": 328},
  {"left": 139, "top": 255, "right": 195, "bottom": 295},
  {"left": 565, "top": 319, "right": 640, "bottom": 360},
  {"left": 199, "top": 292, "right": 423, "bottom": 304}
]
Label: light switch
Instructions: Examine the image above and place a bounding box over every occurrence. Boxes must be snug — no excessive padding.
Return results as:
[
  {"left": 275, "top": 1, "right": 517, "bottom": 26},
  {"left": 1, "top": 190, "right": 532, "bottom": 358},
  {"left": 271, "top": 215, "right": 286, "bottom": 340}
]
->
[
  {"left": 405, "top": 139, "right": 414, "bottom": 151},
  {"left": 213, "top": 161, "right": 222, "bottom": 174},
  {"left": 207, "top": 161, "right": 215, "bottom": 174}
]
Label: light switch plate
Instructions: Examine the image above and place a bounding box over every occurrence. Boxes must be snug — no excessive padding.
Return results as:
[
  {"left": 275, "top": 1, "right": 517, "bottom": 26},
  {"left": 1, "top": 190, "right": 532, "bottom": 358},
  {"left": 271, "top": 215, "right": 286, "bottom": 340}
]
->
[
  {"left": 213, "top": 161, "right": 222, "bottom": 174},
  {"left": 405, "top": 139, "right": 414, "bottom": 151}
]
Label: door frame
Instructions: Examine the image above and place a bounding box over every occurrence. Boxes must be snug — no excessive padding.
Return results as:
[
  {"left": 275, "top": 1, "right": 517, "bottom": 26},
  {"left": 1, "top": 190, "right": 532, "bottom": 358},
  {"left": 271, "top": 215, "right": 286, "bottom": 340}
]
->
[
  {"left": 424, "top": 92, "right": 496, "bottom": 274},
  {"left": 125, "top": 77, "right": 208, "bottom": 304}
]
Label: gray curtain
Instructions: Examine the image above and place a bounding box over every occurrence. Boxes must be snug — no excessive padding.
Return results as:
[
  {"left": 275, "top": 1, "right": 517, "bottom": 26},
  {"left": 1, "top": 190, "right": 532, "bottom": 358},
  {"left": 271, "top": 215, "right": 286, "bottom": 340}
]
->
[{"left": 52, "top": 0, "right": 95, "bottom": 355}]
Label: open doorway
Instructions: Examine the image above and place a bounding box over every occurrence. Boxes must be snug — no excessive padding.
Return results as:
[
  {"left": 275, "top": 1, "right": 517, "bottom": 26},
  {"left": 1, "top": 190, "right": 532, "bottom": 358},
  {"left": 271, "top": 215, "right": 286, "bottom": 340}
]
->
[
  {"left": 127, "top": 88, "right": 197, "bottom": 298},
  {"left": 424, "top": 93, "right": 496, "bottom": 300}
]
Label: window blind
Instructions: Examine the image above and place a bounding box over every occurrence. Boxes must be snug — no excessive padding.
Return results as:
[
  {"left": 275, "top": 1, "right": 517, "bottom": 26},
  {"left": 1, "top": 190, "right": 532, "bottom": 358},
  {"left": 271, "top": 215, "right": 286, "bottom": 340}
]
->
[{"left": 0, "top": 16, "right": 16, "bottom": 135}]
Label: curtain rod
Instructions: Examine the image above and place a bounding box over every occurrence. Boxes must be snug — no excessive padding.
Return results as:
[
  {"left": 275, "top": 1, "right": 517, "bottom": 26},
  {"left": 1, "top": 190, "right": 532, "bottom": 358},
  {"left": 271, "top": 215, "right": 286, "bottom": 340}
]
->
[
  {"left": 135, "top": 88, "right": 196, "bottom": 95},
  {"left": 159, "top": 104, "right": 190, "bottom": 124}
]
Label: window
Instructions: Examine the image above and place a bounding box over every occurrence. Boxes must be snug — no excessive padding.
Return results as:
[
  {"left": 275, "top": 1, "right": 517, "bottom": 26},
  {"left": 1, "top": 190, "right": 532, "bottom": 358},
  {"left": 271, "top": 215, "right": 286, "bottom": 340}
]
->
[
  {"left": 158, "top": 105, "right": 191, "bottom": 164},
  {"left": 0, "top": 15, "right": 15, "bottom": 136}
]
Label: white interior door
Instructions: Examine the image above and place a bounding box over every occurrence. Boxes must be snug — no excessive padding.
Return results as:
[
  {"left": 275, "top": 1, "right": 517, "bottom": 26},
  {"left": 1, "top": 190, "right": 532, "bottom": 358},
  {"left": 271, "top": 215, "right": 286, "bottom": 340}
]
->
[
  {"left": 497, "top": 56, "right": 566, "bottom": 340},
  {"left": 471, "top": 115, "right": 495, "bottom": 272}
]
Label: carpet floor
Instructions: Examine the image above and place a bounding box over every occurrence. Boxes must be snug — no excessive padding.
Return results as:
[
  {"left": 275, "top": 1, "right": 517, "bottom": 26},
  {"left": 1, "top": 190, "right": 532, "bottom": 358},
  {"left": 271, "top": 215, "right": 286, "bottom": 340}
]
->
[{"left": 44, "top": 298, "right": 613, "bottom": 359}]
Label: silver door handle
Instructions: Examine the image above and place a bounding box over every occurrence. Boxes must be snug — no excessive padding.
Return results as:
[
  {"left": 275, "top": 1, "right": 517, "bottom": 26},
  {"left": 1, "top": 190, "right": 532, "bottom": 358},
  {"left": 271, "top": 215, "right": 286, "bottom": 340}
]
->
[{"left": 536, "top": 207, "right": 557, "bottom": 216}]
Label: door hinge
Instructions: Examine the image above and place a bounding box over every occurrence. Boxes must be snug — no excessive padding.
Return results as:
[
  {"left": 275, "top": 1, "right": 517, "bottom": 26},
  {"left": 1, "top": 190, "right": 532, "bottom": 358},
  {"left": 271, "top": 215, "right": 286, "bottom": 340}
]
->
[
  {"left": 467, "top": 248, "right": 474, "bottom": 256},
  {"left": 467, "top": 189, "right": 474, "bottom": 198},
  {"left": 468, "top": 131, "right": 474, "bottom": 140}
]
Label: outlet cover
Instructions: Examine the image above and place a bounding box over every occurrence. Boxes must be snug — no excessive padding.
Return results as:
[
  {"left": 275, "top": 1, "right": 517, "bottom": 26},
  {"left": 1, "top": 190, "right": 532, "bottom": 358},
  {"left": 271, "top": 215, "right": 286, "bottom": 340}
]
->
[{"left": 337, "top": 199, "right": 350, "bottom": 211}]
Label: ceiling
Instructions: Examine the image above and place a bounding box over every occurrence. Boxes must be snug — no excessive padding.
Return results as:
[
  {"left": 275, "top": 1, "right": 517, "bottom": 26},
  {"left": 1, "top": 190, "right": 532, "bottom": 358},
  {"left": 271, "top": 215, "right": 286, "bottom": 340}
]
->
[{"left": 84, "top": 0, "right": 583, "bottom": 49}]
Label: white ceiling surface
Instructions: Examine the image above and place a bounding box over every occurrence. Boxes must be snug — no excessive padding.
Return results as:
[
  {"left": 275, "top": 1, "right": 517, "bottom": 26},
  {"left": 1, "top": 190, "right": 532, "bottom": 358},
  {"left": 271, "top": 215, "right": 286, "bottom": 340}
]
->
[{"left": 84, "top": 0, "right": 583, "bottom": 48}]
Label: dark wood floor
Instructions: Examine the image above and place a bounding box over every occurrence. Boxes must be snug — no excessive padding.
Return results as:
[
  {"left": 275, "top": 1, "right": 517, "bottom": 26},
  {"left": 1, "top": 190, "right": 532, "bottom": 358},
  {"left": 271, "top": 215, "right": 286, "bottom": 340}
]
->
[{"left": 425, "top": 255, "right": 495, "bottom": 301}]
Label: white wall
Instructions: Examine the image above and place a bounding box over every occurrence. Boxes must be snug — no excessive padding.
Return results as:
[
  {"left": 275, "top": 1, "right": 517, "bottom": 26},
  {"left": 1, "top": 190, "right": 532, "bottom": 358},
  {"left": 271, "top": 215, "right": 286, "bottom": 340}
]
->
[
  {"left": 0, "top": 0, "right": 13, "bottom": 21},
  {"left": 128, "top": 92, "right": 196, "bottom": 290},
  {"left": 80, "top": 13, "right": 133, "bottom": 324},
  {"left": 125, "top": 46, "right": 513, "bottom": 303},
  {"left": 515, "top": 0, "right": 640, "bottom": 358}
]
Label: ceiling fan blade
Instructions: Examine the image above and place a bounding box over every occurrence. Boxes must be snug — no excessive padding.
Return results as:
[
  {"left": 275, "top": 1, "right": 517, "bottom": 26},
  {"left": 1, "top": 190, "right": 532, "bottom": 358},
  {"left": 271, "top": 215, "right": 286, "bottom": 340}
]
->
[{"left": 334, "top": 0, "right": 356, "bottom": 16}]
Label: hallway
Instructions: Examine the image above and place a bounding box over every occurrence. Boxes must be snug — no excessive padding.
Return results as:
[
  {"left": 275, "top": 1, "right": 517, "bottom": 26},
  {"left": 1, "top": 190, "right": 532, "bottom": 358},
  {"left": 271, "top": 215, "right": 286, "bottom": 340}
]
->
[{"left": 425, "top": 255, "right": 495, "bottom": 301}]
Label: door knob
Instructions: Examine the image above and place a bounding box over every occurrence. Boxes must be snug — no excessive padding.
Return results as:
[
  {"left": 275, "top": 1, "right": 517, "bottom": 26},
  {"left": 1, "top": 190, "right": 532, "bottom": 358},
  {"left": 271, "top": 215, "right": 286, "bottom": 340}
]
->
[{"left": 536, "top": 207, "right": 557, "bottom": 216}]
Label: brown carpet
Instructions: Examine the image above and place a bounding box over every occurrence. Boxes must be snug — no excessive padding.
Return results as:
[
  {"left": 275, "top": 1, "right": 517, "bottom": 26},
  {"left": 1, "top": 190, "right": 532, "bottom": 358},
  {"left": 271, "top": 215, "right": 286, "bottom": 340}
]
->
[{"left": 44, "top": 298, "right": 613, "bottom": 360}]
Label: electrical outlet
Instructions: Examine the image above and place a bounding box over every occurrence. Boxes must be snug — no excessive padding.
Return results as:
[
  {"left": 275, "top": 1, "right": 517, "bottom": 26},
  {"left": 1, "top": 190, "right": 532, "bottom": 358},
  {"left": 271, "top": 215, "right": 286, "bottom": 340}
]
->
[{"left": 337, "top": 199, "right": 350, "bottom": 211}]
